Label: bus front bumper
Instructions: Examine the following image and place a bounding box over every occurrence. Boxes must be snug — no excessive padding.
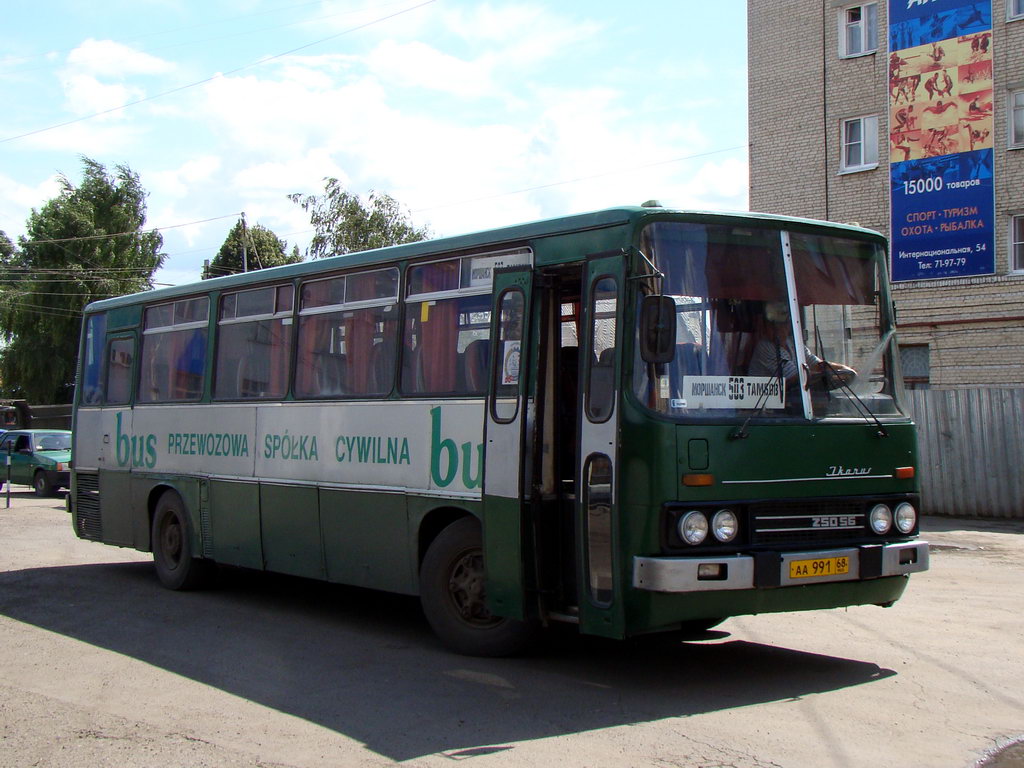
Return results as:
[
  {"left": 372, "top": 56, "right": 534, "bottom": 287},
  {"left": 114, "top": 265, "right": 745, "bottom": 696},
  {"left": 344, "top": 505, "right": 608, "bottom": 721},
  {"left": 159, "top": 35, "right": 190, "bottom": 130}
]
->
[{"left": 633, "top": 541, "right": 929, "bottom": 593}]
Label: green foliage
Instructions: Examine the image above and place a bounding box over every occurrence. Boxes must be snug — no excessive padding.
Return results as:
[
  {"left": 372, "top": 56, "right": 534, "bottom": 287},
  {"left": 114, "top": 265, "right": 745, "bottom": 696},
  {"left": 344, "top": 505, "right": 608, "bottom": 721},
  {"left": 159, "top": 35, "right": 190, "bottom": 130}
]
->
[
  {"left": 289, "top": 179, "right": 430, "bottom": 259},
  {"left": 205, "top": 220, "right": 302, "bottom": 278},
  {"left": 0, "top": 157, "right": 165, "bottom": 403},
  {"left": 0, "top": 232, "right": 13, "bottom": 262}
]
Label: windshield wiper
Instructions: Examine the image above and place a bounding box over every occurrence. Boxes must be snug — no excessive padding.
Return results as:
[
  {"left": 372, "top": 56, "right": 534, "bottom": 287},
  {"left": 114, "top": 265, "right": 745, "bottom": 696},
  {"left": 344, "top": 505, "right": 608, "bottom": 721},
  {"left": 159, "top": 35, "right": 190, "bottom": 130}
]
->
[
  {"left": 731, "top": 340, "right": 786, "bottom": 440},
  {"left": 813, "top": 326, "right": 889, "bottom": 438}
]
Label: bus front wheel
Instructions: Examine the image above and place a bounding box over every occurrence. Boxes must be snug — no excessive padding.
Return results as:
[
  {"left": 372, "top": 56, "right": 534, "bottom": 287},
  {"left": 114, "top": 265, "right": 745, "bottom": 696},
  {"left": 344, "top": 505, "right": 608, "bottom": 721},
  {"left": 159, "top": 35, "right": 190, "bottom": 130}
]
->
[
  {"left": 419, "top": 517, "right": 535, "bottom": 657},
  {"left": 151, "top": 490, "right": 213, "bottom": 591}
]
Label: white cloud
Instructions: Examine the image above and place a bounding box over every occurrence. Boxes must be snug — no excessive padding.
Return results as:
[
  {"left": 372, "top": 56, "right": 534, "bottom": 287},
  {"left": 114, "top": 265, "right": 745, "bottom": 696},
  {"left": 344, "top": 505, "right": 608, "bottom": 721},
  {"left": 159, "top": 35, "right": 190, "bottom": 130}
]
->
[
  {"left": 0, "top": 173, "right": 62, "bottom": 238},
  {"left": 148, "top": 156, "right": 223, "bottom": 200},
  {"left": 231, "top": 150, "right": 347, "bottom": 197},
  {"left": 365, "top": 40, "right": 492, "bottom": 97},
  {"left": 66, "top": 39, "right": 175, "bottom": 78},
  {"left": 444, "top": 4, "right": 602, "bottom": 62},
  {"left": 60, "top": 74, "right": 145, "bottom": 117}
]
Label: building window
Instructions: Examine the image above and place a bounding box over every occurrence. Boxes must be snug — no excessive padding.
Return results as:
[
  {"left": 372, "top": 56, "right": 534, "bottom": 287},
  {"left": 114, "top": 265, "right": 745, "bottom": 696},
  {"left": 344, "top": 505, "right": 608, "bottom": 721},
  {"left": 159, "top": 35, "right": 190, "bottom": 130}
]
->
[
  {"left": 1011, "top": 91, "right": 1024, "bottom": 147},
  {"left": 840, "top": 3, "right": 878, "bottom": 57},
  {"left": 899, "top": 345, "right": 930, "bottom": 390},
  {"left": 1010, "top": 0, "right": 1024, "bottom": 20},
  {"left": 841, "top": 116, "right": 879, "bottom": 172},
  {"left": 1012, "top": 215, "right": 1024, "bottom": 272}
]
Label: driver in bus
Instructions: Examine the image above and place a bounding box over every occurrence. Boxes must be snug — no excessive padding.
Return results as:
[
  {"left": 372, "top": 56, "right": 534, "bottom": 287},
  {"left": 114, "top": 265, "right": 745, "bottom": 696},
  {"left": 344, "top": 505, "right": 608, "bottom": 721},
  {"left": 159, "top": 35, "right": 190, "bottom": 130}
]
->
[{"left": 748, "top": 301, "right": 856, "bottom": 389}]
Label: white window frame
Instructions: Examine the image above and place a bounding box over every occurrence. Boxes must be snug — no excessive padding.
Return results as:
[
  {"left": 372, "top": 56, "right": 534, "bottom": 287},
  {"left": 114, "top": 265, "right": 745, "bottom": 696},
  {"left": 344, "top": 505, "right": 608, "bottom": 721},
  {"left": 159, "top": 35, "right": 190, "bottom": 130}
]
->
[
  {"left": 840, "top": 115, "right": 879, "bottom": 173},
  {"left": 839, "top": 3, "right": 878, "bottom": 58},
  {"left": 1009, "top": 0, "right": 1024, "bottom": 21},
  {"left": 1011, "top": 215, "right": 1024, "bottom": 272},
  {"left": 1010, "top": 90, "right": 1024, "bottom": 148}
]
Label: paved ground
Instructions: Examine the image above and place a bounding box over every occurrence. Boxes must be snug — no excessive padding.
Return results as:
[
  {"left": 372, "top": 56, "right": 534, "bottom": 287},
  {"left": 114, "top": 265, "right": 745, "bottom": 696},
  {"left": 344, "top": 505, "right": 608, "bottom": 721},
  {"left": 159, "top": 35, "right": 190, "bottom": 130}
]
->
[{"left": 0, "top": 488, "right": 1021, "bottom": 768}]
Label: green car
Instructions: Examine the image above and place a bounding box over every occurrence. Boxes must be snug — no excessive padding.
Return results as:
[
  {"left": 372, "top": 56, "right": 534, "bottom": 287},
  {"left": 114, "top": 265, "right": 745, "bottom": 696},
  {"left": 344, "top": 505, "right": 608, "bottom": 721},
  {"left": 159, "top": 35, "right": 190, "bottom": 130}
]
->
[{"left": 0, "top": 429, "right": 72, "bottom": 496}]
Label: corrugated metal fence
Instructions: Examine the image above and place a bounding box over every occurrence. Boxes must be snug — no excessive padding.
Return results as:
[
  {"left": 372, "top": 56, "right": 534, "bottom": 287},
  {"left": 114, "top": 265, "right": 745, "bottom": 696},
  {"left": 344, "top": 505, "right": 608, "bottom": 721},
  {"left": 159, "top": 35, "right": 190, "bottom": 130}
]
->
[{"left": 905, "top": 388, "right": 1024, "bottom": 518}]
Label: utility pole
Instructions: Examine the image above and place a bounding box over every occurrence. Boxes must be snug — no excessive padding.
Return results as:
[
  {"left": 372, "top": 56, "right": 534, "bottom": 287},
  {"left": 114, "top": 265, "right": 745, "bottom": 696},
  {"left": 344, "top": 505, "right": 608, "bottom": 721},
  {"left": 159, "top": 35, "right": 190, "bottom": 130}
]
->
[{"left": 241, "top": 212, "right": 248, "bottom": 272}]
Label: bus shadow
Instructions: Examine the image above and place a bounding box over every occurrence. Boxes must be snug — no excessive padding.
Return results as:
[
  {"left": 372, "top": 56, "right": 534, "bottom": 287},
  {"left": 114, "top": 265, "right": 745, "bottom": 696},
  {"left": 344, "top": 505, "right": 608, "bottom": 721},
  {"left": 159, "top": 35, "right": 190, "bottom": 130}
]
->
[{"left": 0, "top": 560, "right": 895, "bottom": 761}]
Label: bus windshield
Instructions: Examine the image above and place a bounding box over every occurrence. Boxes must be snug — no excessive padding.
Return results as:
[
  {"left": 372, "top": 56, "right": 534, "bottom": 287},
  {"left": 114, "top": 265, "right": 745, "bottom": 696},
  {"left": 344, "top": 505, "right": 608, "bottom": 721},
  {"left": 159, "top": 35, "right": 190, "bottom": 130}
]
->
[{"left": 633, "top": 221, "right": 904, "bottom": 421}]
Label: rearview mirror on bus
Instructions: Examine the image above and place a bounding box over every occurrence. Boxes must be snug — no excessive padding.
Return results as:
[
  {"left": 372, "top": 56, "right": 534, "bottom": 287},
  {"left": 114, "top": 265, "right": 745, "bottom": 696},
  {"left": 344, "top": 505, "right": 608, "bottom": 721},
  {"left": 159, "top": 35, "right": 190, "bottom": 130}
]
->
[{"left": 639, "top": 295, "right": 676, "bottom": 364}]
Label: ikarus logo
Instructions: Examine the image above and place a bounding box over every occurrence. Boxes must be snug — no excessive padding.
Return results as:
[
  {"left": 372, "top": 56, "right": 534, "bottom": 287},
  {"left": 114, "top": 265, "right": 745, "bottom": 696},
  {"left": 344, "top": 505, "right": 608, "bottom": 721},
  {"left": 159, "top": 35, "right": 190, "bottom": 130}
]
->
[
  {"left": 430, "top": 406, "right": 483, "bottom": 489},
  {"left": 826, "top": 465, "right": 872, "bottom": 477}
]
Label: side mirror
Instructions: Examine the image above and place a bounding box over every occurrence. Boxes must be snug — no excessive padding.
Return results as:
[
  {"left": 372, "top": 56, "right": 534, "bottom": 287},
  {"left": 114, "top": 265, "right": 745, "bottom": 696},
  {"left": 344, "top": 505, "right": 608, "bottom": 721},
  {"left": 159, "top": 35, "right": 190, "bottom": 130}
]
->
[{"left": 639, "top": 295, "right": 676, "bottom": 364}]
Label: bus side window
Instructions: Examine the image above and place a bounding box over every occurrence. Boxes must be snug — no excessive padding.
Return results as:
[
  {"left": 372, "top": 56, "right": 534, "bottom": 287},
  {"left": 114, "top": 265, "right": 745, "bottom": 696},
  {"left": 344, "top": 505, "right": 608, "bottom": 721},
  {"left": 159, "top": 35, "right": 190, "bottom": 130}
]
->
[
  {"left": 80, "top": 314, "right": 107, "bottom": 405},
  {"left": 106, "top": 338, "right": 135, "bottom": 405},
  {"left": 348, "top": 307, "right": 397, "bottom": 396},
  {"left": 462, "top": 338, "right": 491, "bottom": 394},
  {"left": 296, "top": 269, "right": 397, "bottom": 400},
  {"left": 216, "top": 286, "right": 292, "bottom": 400},
  {"left": 139, "top": 298, "right": 209, "bottom": 403},
  {"left": 402, "top": 295, "right": 490, "bottom": 395}
]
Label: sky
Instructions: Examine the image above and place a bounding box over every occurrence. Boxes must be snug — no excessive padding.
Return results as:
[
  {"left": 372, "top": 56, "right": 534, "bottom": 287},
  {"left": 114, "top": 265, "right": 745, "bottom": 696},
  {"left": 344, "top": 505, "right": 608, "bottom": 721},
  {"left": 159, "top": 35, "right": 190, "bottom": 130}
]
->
[{"left": 0, "top": 1, "right": 749, "bottom": 287}]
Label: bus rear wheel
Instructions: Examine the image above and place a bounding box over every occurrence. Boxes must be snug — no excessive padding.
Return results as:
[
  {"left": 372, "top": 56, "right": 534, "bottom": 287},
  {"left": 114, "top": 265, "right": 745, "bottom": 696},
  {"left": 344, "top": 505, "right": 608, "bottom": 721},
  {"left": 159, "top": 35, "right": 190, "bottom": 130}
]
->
[
  {"left": 419, "top": 517, "right": 535, "bottom": 657},
  {"left": 151, "top": 490, "right": 213, "bottom": 590}
]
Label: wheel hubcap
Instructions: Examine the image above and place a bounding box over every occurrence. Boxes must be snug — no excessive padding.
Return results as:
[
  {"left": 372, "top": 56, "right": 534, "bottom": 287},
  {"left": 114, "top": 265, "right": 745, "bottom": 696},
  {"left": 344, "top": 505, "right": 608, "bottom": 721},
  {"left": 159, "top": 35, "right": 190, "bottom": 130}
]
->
[
  {"left": 448, "top": 549, "right": 499, "bottom": 628},
  {"left": 162, "top": 519, "right": 182, "bottom": 567}
]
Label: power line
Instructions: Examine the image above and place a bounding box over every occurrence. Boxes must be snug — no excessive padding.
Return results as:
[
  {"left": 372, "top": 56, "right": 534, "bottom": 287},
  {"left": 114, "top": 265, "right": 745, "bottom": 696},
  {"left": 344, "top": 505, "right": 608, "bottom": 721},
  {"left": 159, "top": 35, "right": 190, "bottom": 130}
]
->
[
  {"left": 18, "top": 212, "right": 242, "bottom": 246},
  {"left": 0, "top": 299, "right": 85, "bottom": 319},
  {"left": 0, "top": 0, "right": 400, "bottom": 74},
  {"left": 0, "top": 266, "right": 161, "bottom": 274},
  {"left": 0, "top": 0, "right": 437, "bottom": 145}
]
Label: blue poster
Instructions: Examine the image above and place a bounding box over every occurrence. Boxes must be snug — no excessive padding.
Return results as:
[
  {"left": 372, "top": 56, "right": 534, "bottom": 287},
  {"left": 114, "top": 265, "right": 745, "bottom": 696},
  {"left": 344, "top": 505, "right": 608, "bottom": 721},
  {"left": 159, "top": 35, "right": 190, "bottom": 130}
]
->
[{"left": 888, "top": 0, "right": 995, "bottom": 282}]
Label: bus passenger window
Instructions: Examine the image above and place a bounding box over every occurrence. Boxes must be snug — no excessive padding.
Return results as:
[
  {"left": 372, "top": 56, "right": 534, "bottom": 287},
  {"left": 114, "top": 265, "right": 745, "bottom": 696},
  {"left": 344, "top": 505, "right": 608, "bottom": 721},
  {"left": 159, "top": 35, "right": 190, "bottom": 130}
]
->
[
  {"left": 139, "top": 297, "right": 210, "bottom": 402},
  {"left": 105, "top": 338, "right": 135, "bottom": 405},
  {"left": 296, "top": 269, "right": 398, "bottom": 398},
  {"left": 215, "top": 285, "right": 292, "bottom": 400},
  {"left": 402, "top": 295, "right": 490, "bottom": 395}
]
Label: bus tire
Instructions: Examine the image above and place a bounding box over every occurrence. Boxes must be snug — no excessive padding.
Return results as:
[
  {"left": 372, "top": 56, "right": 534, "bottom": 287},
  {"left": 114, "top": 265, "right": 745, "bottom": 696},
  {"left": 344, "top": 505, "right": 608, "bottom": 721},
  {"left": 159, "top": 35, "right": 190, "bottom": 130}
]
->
[
  {"left": 33, "top": 471, "right": 54, "bottom": 497},
  {"left": 151, "top": 490, "right": 213, "bottom": 591},
  {"left": 419, "top": 517, "right": 535, "bottom": 657}
]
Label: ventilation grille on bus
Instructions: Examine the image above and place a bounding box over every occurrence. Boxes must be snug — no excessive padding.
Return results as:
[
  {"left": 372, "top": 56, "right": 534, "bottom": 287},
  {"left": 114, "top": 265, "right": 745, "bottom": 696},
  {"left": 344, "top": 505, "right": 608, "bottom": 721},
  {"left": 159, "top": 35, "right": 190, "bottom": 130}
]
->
[
  {"left": 750, "top": 499, "right": 867, "bottom": 545},
  {"left": 74, "top": 472, "right": 103, "bottom": 541}
]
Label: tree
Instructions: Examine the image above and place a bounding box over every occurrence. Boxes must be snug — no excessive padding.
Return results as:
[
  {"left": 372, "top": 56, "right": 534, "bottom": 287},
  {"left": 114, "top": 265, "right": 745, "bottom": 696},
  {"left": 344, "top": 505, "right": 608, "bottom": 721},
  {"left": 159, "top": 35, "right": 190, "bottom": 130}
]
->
[
  {"left": 205, "top": 219, "right": 302, "bottom": 279},
  {"left": 0, "top": 157, "right": 165, "bottom": 403},
  {"left": 289, "top": 179, "right": 430, "bottom": 259},
  {"left": 0, "top": 231, "right": 13, "bottom": 262}
]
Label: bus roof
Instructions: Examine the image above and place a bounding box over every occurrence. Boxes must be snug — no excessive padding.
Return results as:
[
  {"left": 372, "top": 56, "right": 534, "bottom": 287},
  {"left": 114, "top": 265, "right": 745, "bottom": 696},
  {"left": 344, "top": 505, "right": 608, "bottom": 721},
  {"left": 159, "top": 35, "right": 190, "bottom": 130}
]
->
[{"left": 84, "top": 205, "right": 885, "bottom": 314}]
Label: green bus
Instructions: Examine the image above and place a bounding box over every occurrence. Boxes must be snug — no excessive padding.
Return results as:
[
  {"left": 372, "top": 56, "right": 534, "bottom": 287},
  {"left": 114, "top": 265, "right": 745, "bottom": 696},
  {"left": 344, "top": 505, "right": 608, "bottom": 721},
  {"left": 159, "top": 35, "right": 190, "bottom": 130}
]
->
[{"left": 71, "top": 205, "right": 928, "bottom": 655}]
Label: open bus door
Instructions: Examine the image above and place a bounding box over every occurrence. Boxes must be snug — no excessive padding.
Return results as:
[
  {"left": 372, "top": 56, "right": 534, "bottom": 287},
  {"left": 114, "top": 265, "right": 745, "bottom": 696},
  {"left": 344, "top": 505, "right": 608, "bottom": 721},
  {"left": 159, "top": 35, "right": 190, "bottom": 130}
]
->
[
  {"left": 482, "top": 266, "right": 534, "bottom": 621},
  {"left": 576, "top": 253, "right": 626, "bottom": 638}
]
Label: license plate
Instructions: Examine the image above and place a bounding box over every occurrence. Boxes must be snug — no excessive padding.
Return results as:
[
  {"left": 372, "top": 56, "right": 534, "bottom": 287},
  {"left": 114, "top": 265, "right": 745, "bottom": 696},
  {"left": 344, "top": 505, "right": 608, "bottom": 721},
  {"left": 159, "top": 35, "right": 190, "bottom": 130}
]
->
[{"left": 789, "top": 556, "right": 850, "bottom": 579}]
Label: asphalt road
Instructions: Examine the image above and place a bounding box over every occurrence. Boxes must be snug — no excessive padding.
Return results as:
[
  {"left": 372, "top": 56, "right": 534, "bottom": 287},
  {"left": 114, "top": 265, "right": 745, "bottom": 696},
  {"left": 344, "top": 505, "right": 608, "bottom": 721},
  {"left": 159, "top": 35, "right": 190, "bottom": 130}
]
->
[{"left": 0, "top": 489, "right": 1022, "bottom": 768}]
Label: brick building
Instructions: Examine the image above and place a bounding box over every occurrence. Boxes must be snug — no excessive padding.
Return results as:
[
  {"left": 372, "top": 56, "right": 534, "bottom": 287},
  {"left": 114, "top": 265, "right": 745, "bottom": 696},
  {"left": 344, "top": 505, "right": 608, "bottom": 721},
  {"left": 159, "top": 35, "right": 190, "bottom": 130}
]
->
[{"left": 748, "top": 0, "right": 1024, "bottom": 388}]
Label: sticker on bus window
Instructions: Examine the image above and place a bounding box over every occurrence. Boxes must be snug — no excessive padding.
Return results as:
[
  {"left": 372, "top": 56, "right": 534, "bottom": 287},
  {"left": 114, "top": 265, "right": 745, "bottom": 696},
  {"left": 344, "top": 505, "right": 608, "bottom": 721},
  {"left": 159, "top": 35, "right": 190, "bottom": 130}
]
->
[
  {"left": 502, "top": 341, "right": 521, "bottom": 385},
  {"left": 468, "top": 251, "right": 533, "bottom": 288},
  {"left": 680, "top": 376, "right": 784, "bottom": 409}
]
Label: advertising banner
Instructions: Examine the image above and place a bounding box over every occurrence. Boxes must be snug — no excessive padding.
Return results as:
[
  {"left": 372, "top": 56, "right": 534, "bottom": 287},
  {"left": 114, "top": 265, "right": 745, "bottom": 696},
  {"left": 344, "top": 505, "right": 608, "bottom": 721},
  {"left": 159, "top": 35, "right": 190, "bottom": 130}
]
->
[{"left": 888, "top": 0, "right": 994, "bottom": 281}]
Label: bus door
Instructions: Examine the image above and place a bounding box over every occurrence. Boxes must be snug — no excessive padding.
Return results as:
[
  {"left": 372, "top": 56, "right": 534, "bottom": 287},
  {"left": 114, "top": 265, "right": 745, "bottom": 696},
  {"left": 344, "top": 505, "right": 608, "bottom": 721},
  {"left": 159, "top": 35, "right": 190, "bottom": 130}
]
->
[
  {"left": 482, "top": 266, "right": 534, "bottom": 620},
  {"left": 576, "top": 253, "right": 625, "bottom": 638}
]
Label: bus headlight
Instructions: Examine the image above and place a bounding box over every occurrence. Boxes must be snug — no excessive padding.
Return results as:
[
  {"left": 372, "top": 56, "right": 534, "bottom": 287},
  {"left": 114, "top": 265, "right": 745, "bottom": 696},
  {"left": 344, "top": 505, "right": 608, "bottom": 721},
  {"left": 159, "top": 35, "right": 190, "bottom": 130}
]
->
[
  {"left": 679, "top": 511, "right": 708, "bottom": 545},
  {"left": 869, "top": 504, "right": 893, "bottom": 534},
  {"left": 894, "top": 502, "right": 917, "bottom": 533},
  {"left": 711, "top": 509, "right": 738, "bottom": 542}
]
